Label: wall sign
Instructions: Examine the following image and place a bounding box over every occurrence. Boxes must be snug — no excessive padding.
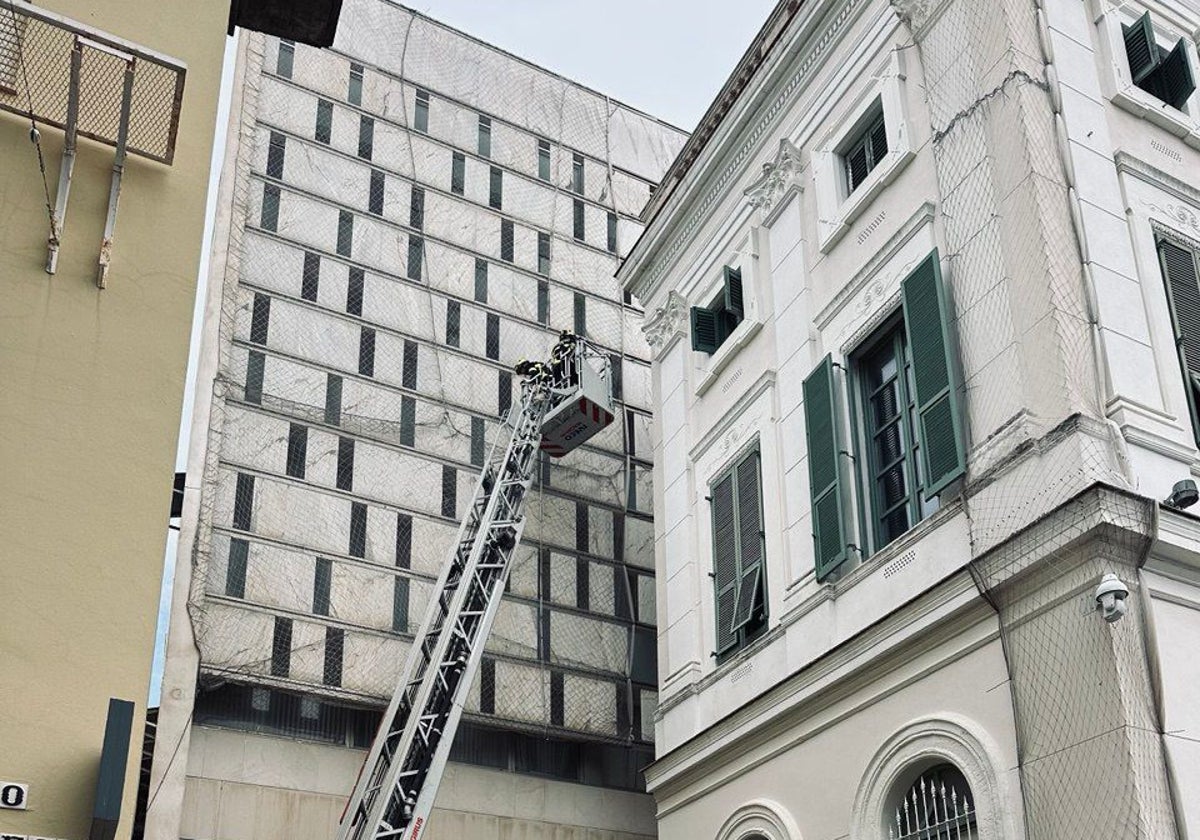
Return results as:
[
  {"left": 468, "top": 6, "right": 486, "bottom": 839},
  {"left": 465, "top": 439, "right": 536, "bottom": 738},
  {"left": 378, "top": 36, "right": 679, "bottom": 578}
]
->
[{"left": 0, "top": 782, "right": 28, "bottom": 809}]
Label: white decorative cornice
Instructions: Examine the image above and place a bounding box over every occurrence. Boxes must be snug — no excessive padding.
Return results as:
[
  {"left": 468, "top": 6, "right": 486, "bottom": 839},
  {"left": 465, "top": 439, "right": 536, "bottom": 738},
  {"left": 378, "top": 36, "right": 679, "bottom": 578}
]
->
[
  {"left": 641, "top": 290, "right": 688, "bottom": 355},
  {"left": 744, "top": 138, "right": 804, "bottom": 213}
]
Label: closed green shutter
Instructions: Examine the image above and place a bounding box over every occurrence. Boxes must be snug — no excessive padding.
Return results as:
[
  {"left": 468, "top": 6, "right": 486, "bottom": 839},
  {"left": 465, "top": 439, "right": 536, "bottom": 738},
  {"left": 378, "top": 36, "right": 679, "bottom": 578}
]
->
[
  {"left": 724, "top": 266, "right": 744, "bottom": 319},
  {"left": 691, "top": 306, "right": 719, "bottom": 353},
  {"left": 803, "top": 355, "right": 848, "bottom": 581},
  {"left": 1158, "top": 238, "right": 1200, "bottom": 445},
  {"left": 1123, "top": 12, "right": 1158, "bottom": 83},
  {"left": 1156, "top": 40, "right": 1196, "bottom": 110},
  {"left": 710, "top": 472, "right": 738, "bottom": 655},
  {"left": 731, "top": 451, "right": 764, "bottom": 632},
  {"left": 902, "top": 250, "right": 965, "bottom": 497}
]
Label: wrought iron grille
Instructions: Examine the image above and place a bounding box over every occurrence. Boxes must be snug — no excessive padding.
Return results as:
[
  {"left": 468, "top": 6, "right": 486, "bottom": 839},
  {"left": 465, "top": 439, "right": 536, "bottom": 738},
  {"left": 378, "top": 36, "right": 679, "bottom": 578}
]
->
[
  {"left": 0, "top": 2, "right": 185, "bottom": 163},
  {"left": 889, "top": 767, "right": 978, "bottom": 840}
]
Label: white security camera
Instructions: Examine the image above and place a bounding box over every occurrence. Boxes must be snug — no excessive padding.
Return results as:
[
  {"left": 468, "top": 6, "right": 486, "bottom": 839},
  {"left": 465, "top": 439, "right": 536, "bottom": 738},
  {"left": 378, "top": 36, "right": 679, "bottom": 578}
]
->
[{"left": 1095, "top": 573, "right": 1129, "bottom": 623}]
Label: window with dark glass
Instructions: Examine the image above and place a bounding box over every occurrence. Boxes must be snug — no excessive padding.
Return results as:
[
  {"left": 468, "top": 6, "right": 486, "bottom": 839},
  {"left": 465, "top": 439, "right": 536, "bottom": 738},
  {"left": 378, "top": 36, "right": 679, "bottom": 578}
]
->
[
  {"left": 368, "top": 169, "right": 384, "bottom": 216},
  {"left": 537, "top": 139, "right": 551, "bottom": 180},
  {"left": 446, "top": 300, "right": 461, "bottom": 347},
  {"left": 474, "top": 259, "right": 488, "bottom": 303},
  {"left": 346, "top": 267, "right": 364, "bottom": 315},
  {"left": 349, "top": 502, "right": 367, "bottom": 557},
  {"left": 302, "top": 252, "right": 320, "bottom": 301},
  {"left": 414, "top": 88, "right": 430, "bottom": 132},
  {"left": 573, "top": 200, "right": 585, "bottom": 241},
  {"left": 358, "top": 327, "right": 375, "bottom": 376},
  {"left": 403, "top": 340, "right": 418, "bottom": 389},
  {"left": 489, "top": 166, "right": 502, "bottom": 210},
  {"left": 348, "top": 62, "right": 363, "bottom": 105},
  {"left": 266, "top": 131, "right": 285, "bottom": 178},
  {"left": 537, "top": 280, "right": 549, "bottom": 325},
  {"left": 407, "top": 235, "right": 423, "bottom": 280},
  {"left": 842, "top": 101, "right": 887, "bottom": 195},
  {"left": 276, "top": 39, "right": 294, "bottom": 78},
  {"left": 357, "top": 115, "right": 373, "bottom": 159},
  {"left": 409, "top": 185, "right": 424, "bottom": 229},
  {"left": 485, "top": 313, "right": 500, "bottom": 360},
  {"left": 478, "top": 114, "right": 492, "bottom": 157},
  {"left": 399, "top": 396, "right": 415, "bottom": 447},
  {"left": 607, "top": 212, "right": 618, "bottom": 254},
  {"left": 500, "top": 219, "right": 514, "bottom": 263},
  {"left": 271, "top": 617, "right": 292, "bottom": 677},
  {"left": 323, "top": 627, "right": 343, "bottom": 686},
  {"left": 337, "top": 436, "right": 355, "bottom": 491},
  {"left": 1123, "top": 12, "right": 1195, "bottom": 111},
  {"left": 537, "top": 232, "right": 550, "bottom": 276},
  {"left": 336, "top": 210, "right": 353, "bottom": 256},
  {"left": 250, "top": 293, "right": 271, "bottom": 345},
  {"left": 286, "top": 423, "right": 307, "bottom": 478},
  {"left": 689, "top": 267, "right": 742, "bottom": 354},
  {"left": 313, "top": 557, "right": 331, "bottom": 615},
  {"left": 315, "top": 99, "right": 332, "bottom": 144},
  {"left": 261, "top": 184, "right": 280, "bottom": 231},
  {"left": 451, "top": 151, "right": 465, "bottom": 195},
  {"left": 571, "top": 152, "right": 584, "bottom": 194},
  {"left": 573, "top": 292, "right": 586, "bottom": 336},
  {"left": 226, "top": 539, "right": 248, "bottom": 598},
  {"left": 245, "top": 351, "right": 264, "bottom": 404}
]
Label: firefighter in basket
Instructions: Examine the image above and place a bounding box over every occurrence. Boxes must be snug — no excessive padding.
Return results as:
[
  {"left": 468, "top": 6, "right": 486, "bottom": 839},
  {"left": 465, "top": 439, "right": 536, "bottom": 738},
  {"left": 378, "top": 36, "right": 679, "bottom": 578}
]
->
[{"left": 549, "top": 330, "right": 578, "bottom": 389}]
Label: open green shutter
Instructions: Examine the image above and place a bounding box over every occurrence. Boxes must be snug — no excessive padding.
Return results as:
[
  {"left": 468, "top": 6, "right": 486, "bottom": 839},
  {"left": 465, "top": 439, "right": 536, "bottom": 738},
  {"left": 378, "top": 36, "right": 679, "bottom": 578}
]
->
[
  {"left": 1159, "top": 238, "right": 1200, "bottom": 446},
  {"left": 1123, "top": 12, "right": 1159, "bottom": 83},
  {"left": 803, "top": 355, "right": 848, "bottom": 581},
  {"left": 723, "top": 266, "right": 744, "bottom": 319},
  {"left": 1155, "top": 40, "right": 1196, "bottom": 110},
  {"left": 902, "top": 249, "right": 966, "bottom": 497},
  {"left": 710, "top": 473, "right": 738, "bottom": 655},
  {"left": 731, "top": 451, "right": 764, "bottom": 632},
  {"left": 691, "top": 306, "right": 719, "bottom": 353}
]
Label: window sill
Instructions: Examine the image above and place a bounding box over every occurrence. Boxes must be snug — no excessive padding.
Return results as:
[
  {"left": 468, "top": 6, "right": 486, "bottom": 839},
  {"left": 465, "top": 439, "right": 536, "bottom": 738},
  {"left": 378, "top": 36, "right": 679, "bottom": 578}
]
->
[
  {"left": 1111, "top": 87, "right": 1200, "bottom": 149},
  {"left": 695, "top": 318, "right": 763, "bottom": 397},
  {"left": 818, "top": 148, "right": 915, "bottom": 253}
]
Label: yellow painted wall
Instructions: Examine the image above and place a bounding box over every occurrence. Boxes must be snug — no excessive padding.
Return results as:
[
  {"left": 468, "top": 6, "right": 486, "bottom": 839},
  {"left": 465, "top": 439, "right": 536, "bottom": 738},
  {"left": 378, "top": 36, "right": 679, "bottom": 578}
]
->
[{"left": 0, "top": 2, "right": 226, "bottom": 838}]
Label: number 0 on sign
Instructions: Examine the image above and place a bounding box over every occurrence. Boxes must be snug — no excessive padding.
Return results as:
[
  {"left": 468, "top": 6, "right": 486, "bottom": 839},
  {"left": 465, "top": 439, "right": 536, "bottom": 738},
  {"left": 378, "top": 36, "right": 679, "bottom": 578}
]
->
[{"left": 0, "top": 782, "right": 28, "bottom": 809}]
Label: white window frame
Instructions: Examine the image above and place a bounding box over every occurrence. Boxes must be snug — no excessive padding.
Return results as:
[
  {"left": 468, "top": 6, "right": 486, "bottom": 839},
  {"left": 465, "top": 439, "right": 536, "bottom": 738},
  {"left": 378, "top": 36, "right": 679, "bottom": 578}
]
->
[
  {"left": 1091, "top": 0, "right": 1200, "bottom": 144},
  {"left": 694, "top": 244, "right": 764, "bottom": 397},
  {"left": 812, "top": 50, "right": 915, "bottom": 253}
]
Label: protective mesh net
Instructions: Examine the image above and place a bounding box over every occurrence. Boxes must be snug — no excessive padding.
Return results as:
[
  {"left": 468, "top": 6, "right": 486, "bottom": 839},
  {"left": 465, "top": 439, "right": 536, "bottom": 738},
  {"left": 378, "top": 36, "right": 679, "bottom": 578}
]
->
[
  {"left": 183, "top": 0, "right": 685, "bottom": 761},
  {"left": 898, "top": 0, "right": 1179, "bottom": 833}
]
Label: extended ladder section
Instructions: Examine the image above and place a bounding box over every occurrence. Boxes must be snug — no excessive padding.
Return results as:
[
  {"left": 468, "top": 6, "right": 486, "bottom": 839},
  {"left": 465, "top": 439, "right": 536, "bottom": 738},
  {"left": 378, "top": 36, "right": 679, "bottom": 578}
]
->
[{"left": 337, "top": 336, "right": 613, "bottom": 840}]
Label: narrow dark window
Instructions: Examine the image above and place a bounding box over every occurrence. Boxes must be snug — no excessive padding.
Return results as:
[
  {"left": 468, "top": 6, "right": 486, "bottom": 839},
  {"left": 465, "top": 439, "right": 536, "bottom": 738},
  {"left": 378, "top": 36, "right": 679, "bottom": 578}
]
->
[
  {"left": 607, "top": 212, "right": 618, "bottom": 254},
  {"left": 610, "top": 354, "right": 623, "bottom": 402},
  {"left": 410, "top": 185, "right": 425, "bottom": 229},
  {"left": 550, "top": 671, "right": 564, "bottom": 725},
  {"left": 261, "top": 184, "right": 280, "bottom": 231},
  {"left": 323, "top": 627, "right": 344, "bottom": 686},
  {"left": 266, "top": 131, "right": 285, "bottom": 178},
  {"left": 497, "top": 371, "right": 512, "bottom": 416},
  {"left": 538, "top": 550, "right": 553, "bottom": 602},
  {"left": 346, "top": 267, "right": 364, "bottom": 315},
  {"left": 474, "top": 259, "right": 488, "bottom": 303},
  {"left": 245, "top": 351, "right": 264, "bottom": 404},
  {"left": 446, "top": 300, "right": 461, "bottom": 347},
  {"left": 573, "top": 200, "right": 585, "bottom": 241},
  {"left": 315, "top": 99, "right": 333, "bottom": 144},
  {"left": 575, "top": 557, "right": 589, "bottom": 610},
  {"left": 479, "top": 657, "right": 496, "bottom": 713},
  {"left": 336, "top": 210, "right": 353, "bottom": 257},
  {"left": 271, "top": 617, "right": 292, "bottom": 677},
  {"left": 477, "top": 114, "right": 491, "bottom": 157},
  {"left": 624, "top": 409, "right": 636, "bottom": 455},
  {"left": 393, "top": 576, "right": 409, "bottom": 632},
  {"left": 407, "top": 235, "right": 423, "bottom": 281},
  {"left": 537, "top": 139, "right": 551, "bottom": 181},
  {"left": 537, "top": 280, "right": 549, "bottom": 325},
  {"left": 489, "top": 166, "right": 503, "bottom": 210},
  {"left": 399, "top": 395, "right": 415, "bottom": 446},
  {"left": 226, "top": 539, "right": 248, "bottom": 598},
  {"left": 402, "top": 340, "right": 418, "bottom": 389},
  {"left": 573, "top": 293, "right": 586, "bottom": 336},
  {"left": 301, "top": 252, "right": 320, "bottom": 301},
  {"left": 571, "top": 153, "right": 584, "bottom": 195},
  {"left": 843, "top": 103, "right": 888, "bottom": 194},
  {"left": 485, "top": 313, "right": 500, "bottom": 360},
  {"left": 358, "top": 327, "right": 375, "bottom": 377},
  {"left": 414, "top": 88, "right": 430, "bottom": 133},
  {"left": 576, "top": 502, "right": 589, "bottom": 553},
  {"left": 349, "top": 502, "right": 367, "bottom": 557},
  {"left": 538, "top": 606, "right": 551, "bottom": 662},
  {"left": 348, "top": 62, "right": 363, "bottom": 105},
  {"left": 250, "top": 293, "right": 270, "bottom": 345},
  {"left": 539, "top": 451, "right": 551, "bottom": 486},
  {"left": 286, "top": 423, "right": 307, "bottom": 478},
  {"left": 395, "top": 513, "right": 412, "bottom": 568},
  {"left": 336, "top": 436, "right": 355, "bottom": 491},
  {"left": 324, "top": 374, "right": 342, "bottom": 426},
  {"left": 451, "top": 151, "right": 465, "bottom": 195},
  {"left": 357, "top": 116, "right": 374, "bottom": 160},
  {"left": 537, "top": 232, "right": 551, "bottom": 276},
  {"left": 367, "top": 169, "right": 385, "bottom": 216},
  {"left": 500, "top": 219, "right": 514, "bottom": 263},
  {"left": 441, "top": 465, "right": 456, "bottom": 518},
  {"left": 471, "top": 416, "right": 485, "bottom": 466},
  {"left": 276, "top": 39, "right": 294, "bottom": 78},
  {"left": 313, "top": 556, "right": 332, "bottom": 615}
]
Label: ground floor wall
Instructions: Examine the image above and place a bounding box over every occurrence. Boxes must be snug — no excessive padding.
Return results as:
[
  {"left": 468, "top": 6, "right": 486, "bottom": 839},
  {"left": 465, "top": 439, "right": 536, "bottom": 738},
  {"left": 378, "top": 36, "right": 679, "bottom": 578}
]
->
[{"left": 177, "top": 727, "right": 656, "bottom": 840}]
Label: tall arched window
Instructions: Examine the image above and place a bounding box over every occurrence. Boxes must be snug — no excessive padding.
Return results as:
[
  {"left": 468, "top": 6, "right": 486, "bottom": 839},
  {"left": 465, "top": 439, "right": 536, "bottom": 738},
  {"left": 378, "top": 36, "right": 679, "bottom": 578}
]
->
[{"left": 887, "top": 762, "right": 977, "bottom": 839}]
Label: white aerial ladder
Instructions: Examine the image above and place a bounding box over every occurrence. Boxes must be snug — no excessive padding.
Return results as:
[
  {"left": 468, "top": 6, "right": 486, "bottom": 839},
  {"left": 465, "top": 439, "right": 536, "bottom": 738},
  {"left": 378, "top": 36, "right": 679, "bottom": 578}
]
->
[{"left": 336, "top": 334, "right": 615, "bottom": 840}]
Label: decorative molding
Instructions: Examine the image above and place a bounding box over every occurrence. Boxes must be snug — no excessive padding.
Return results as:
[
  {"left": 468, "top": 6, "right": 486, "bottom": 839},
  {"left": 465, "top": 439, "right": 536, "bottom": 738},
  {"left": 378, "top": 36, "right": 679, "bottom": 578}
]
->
[
  {"left": 716, "top": 800, "right": 804, "bottom": 840},
  {"left": 642, "top": 290, "right": 689, "bottom": 355},
  {"left": 888, "top": 0, "right": 951, "bottom": 34},
  {"left": 1145, "top": 200, "right": 1200, "bottom": 242},
  {"left": 744, "top": 139, "right": 804, "bottom": 213},
  {"left": 849, "top": 715, "right": 1017, "bottom": 840},
  {"left": 1117, "top": 151, "right": 1200, "bottom": 209}
]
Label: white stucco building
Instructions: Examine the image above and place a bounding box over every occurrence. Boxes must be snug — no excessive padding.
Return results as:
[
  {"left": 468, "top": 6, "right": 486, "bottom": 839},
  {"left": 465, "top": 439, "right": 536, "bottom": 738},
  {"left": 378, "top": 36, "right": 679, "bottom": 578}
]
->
[
  {"left": 147, "top": 3, "right": 686, "bottom": 838},
  {"left": 619, "top": 0, "right": 1200, "bottom": 837}
]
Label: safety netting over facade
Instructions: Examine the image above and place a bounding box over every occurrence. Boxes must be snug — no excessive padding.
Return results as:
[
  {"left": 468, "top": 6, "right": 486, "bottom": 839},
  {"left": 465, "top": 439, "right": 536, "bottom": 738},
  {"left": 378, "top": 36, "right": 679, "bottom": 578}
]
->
[{"left": 183, "top": 0, "right": 686, "bottom": 787}]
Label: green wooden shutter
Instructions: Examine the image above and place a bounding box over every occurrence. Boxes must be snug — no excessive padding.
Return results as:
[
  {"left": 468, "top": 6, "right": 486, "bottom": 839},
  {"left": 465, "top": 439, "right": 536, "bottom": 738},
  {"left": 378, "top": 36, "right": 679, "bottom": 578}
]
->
[
  {"left": 724, "top": 266, "right": 744, "bottom": 319},
  {"left": 1156, "top": 40, "right": 1196, "bottom": 110},
  {"left": 1158, "top": 237, "right": 1200, "bottom": 446},
  {"left": 731, "top": 451, "right": 764, "bottom": 632},
  {"left": 803, "top": 355, "right": 848, "bottom": 581},
  {"left": 902, "top": 249, "right": 966, "bottom": 497},
  {"left": 711, "top": 472, "right": 738, "bottom": 655},
  {"left": 1123, "top": 12, "right": 1159, "bottom": 83},
  {"left": 691, "top": 306, "right": 719, "bottom": 353}
]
